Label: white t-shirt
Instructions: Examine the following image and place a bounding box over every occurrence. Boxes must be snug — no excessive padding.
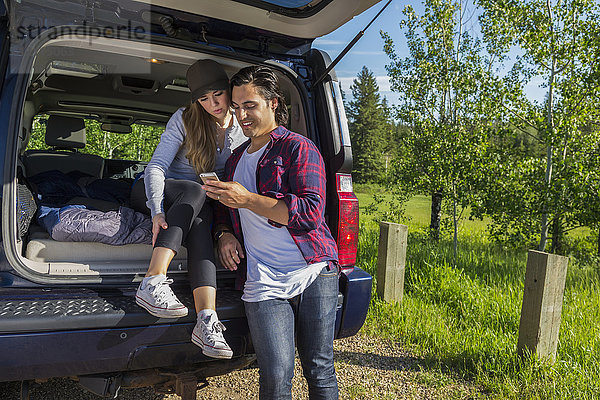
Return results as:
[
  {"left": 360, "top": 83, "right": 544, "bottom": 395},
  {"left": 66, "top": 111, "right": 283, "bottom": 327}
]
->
[{"left": 233, "top": 143, "right": 325, "bottom": 302}]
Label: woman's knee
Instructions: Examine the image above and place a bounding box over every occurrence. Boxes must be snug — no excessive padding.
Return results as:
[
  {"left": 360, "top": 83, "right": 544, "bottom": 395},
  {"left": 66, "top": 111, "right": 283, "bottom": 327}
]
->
[
  {"left": 165, "top": 180, "right": 206, "bottom": 208},
  {"left": 181, "top": 183, "right": 206, "bottom": 208}
]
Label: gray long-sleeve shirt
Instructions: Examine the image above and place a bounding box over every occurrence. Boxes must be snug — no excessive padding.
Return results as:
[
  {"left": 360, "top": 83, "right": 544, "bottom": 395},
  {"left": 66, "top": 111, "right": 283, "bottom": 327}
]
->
[{"left": 144, "top": 108, "right": 246, "bottom": 217}]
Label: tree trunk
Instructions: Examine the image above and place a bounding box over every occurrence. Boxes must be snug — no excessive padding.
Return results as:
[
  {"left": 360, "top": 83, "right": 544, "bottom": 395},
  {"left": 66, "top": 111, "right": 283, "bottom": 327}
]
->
[
  {"left": 539, "top": 4, "right": 556, "bottom": 252},
  {"left": 550, "top": 216, "right": 562, "bottom": 254},
  {"left": 539, "top": 144, "right": 553, "bottom": 252},
  {"left": 430, "top": 191, "right": 443, "bottom": 241},
  {"left": 453, "top": 192, "right": 458, "bottom": 264}
]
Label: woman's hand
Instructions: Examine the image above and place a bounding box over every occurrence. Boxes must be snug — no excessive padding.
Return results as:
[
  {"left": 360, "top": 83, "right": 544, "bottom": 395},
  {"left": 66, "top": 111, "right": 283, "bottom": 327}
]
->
[
  {"left": 217, "top": 232, "right": 245, "bottom": 271},
  {"left": 151, "top": 213, "right": 168, "bottom": 246}
]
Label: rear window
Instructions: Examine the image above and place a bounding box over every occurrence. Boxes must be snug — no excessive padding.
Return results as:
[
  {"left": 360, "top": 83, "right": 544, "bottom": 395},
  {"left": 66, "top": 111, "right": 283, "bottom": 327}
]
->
[
  {"left": 262, "top": 0, "right": 315, "bottom": 7},
  {"left": 237, "top": 0, "right": 331, "bottom": 16},
  {"left": 27, "top": 115, "right": 163, "bottom": 162}
]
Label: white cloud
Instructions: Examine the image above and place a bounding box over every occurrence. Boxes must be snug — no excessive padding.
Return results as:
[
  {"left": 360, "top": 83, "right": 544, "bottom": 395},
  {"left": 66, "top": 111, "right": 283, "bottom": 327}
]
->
[
  {"left": 337, "top": 75, "right": 391, "bottom": 93},
  {"left": 312, "top": 39, "right": 346, "bottom": 46},
  {"left": 524, "top": 76, "right": 546, "bottom": 104},
  {"left": 376, "top": 76, "right": 391, "bottom": 92},
  {"left": 338, "top": 76, "right": 354, "bottom": 93}
]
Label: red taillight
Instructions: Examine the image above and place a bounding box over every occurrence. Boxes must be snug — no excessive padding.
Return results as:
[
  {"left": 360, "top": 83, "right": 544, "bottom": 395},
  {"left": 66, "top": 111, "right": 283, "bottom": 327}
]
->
[{"left": 336, "top": 174, "right": 359, "bottom": 267}]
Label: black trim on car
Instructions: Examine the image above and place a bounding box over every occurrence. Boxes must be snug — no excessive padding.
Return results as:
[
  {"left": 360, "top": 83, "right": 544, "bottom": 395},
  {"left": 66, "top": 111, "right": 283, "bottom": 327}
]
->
[{"left": 230, "top": 0, "right": 334, "bottom": 18}]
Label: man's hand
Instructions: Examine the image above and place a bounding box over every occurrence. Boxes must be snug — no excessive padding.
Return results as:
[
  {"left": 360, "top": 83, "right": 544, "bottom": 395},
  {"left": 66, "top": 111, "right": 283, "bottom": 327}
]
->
[
  {"left": 151, "top": 213, "right": 168, "bottom": 246},
  {"left": 203, "top": 180, "right": 254, "bottom": 209},
  {"left": 204, "top": 180, "right": 289, "bottom": 226},
  {"left": 217, "top": 232, "right": 245, "bottom": 271}
]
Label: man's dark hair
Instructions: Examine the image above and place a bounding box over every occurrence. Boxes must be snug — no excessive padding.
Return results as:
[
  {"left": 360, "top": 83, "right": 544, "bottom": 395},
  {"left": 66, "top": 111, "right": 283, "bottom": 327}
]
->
[{"left": 230, "top": 66, "right": 288, "bottom": 126}]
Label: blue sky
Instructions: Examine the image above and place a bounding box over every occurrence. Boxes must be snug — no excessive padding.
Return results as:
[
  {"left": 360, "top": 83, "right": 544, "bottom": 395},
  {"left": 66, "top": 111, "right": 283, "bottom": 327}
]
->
[
  {"left": 313, "top": 1, "right": 407, "bottom": 105},
  {"left": 313, "top": 0, "right": 544, "bottom": 106}
]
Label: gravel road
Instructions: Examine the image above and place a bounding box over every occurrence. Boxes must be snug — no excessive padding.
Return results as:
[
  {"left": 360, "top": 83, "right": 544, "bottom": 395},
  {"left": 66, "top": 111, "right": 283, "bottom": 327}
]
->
[{"left": 0, "top": 334, "right": 481, "bottom": 399}]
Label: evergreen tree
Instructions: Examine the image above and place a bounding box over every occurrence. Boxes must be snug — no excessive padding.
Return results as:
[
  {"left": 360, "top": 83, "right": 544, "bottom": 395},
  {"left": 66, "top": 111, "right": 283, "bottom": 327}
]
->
[{"left": 347, "top": 66, "right": 389, "bottom": 183}]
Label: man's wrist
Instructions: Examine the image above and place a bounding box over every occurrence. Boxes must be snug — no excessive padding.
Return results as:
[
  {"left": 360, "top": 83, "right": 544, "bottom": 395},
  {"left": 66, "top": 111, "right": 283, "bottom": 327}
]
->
[
  {"left": 213, "top": 227, "right": 233, "bottom": 242},
  {"left": 245, "top": 192, "right": 259, "bottom": 210}
]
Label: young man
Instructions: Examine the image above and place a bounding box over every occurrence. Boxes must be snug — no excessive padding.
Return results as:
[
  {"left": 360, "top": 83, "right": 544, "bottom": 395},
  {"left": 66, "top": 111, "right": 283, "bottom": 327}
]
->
[{"left": 203, "top": 66, "right": 339, "bottom": 399}]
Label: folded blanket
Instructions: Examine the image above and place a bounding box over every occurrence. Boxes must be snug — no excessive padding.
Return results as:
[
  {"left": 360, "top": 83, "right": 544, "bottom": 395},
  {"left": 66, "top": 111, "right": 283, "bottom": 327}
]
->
[
  {"left": 38, "top": 205, "right": 151, "bottom": 245},
  {"left": 28, "top": 170, "right": 132, "bottom": 207},
  {"left": 28, "top": 170, "right": 85, "bottom": 207}
]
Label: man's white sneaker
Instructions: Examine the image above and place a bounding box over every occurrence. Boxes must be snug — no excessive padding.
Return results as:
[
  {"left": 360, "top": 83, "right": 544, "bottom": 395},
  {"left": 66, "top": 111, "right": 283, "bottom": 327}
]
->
[
  {"left": 135, "top": 274, "right": 188, "bottom": 318},
  {"left": 191, "top": 312, "right": 233, "bottom": 359}
]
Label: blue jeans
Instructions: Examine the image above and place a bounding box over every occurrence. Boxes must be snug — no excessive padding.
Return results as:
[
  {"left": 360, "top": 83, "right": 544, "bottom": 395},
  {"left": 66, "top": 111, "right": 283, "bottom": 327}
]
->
[{"left": 244, "top": 266, "right": 339, "bottom": 400}]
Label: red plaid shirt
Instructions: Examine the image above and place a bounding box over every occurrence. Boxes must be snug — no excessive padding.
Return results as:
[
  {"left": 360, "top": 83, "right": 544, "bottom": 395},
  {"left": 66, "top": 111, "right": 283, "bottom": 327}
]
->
[{"left": 214, "top": 126, "right": 339, "bottom": 273}]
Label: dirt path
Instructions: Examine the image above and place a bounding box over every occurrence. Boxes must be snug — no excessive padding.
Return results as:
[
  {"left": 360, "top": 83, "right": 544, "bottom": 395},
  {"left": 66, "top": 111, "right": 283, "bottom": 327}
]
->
[
  {"left": 0, "top": 334, "right": 481, "bottom": 399},
  {"left": 176, "top": 334, "right": 481, "bottom": 400}
]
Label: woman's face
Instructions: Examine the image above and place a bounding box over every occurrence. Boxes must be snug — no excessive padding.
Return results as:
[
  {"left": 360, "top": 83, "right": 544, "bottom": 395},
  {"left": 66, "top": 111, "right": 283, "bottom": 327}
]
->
[{"left": 197, "top": 90, "right": 230, "bottom": 120}]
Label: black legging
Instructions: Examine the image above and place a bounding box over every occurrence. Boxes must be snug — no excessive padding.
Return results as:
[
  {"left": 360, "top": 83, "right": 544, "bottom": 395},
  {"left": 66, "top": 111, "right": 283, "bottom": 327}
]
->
[{"left": 130, "top": 178, "right": 216, "bottom": 289}]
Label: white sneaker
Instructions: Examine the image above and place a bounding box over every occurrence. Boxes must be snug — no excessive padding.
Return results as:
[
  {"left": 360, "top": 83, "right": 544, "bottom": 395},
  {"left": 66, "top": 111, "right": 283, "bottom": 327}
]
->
[
  {"left": 191, "top": 312, "right": 233, "bottom": 359},
  {"left": 135, "top": 274, "right": 188, "bottom": 318}
]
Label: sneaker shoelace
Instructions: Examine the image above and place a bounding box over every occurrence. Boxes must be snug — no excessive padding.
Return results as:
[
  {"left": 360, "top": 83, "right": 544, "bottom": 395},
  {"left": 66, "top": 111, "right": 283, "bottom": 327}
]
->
[
  {"left": 203, "top": 320, "right": 227, "bottom": 345},
  {"left": 213, "top": 321, "right": 226, "bottom": 334},
  {"left": 150, "top": 278, "right": 178, "bottom": 305}
]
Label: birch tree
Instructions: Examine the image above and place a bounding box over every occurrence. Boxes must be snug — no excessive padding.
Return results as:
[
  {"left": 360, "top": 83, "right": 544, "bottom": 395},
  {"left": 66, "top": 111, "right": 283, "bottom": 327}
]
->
[
  {"left": 478, "top": 0, "right": 600, "bottom": 252},
  {"left": 382, "top": 0, "right": 499, "bottom": 250}
]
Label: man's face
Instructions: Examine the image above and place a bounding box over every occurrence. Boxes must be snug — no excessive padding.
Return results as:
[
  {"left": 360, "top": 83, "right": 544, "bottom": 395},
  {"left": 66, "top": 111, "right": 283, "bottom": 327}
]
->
[{"left": 231, "top": 83, "right": 278, "bottom": 139}]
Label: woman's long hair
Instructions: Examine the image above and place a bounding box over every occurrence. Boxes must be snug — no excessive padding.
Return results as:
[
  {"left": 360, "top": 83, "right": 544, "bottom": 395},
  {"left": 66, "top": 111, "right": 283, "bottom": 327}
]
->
[{"left": 181, "top": 101, "right": 218, "bottom": 174}]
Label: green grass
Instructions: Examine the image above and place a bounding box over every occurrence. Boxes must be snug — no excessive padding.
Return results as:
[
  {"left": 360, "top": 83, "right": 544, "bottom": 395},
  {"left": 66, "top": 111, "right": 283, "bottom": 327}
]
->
[{"left": 355, "top": 186, "right": 600, "bottom": 399}]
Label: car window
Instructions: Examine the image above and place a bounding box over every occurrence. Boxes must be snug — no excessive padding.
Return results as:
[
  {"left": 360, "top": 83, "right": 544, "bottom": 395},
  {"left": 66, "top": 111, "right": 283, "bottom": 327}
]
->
[
  {"left": 261, "top": 0, "right": 315, "bottom": 8},
  {"left": 27, "top": 115, "right": 163, "bottom": 162}
]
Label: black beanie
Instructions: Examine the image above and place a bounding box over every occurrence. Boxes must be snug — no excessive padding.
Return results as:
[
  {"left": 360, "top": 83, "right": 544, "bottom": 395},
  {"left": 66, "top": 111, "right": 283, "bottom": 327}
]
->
[{"left": 186, "top": 59, "right": 229, "bottom": 102}]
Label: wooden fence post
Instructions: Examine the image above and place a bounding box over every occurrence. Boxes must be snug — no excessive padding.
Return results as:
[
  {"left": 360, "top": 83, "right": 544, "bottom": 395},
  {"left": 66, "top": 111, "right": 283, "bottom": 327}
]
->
[
  {"left": 517, "top": 250, "right": 569, "bottom": 363},
  {"left": 376, "top": 221, "right": 408, "bottom": 304}
]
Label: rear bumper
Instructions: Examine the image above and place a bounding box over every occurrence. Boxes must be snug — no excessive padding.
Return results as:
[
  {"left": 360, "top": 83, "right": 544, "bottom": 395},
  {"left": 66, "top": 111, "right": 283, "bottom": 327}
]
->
[
  {"left": 0, "top": 267, "right": 371, "bottom": 382},
  {"left": 336, "top": 267, "right": 372, "bottom": 338},
  {"left": 0, "top": 285, "right": 251, "bottom": 382},
  {"left": 0, "top": 318, "right": 251, "bottom": 382}
]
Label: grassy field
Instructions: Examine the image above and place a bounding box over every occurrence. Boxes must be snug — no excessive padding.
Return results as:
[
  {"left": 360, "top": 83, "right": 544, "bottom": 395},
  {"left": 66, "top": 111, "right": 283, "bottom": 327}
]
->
[
  {"left": 355, "top": 185, "right": 600, "bottom": 399},
  {"left": 354, "top": 183, "right": 593, "bottom": 242},
  {"left": 354, "top": 185, "right": 491, "bottom": 237}
]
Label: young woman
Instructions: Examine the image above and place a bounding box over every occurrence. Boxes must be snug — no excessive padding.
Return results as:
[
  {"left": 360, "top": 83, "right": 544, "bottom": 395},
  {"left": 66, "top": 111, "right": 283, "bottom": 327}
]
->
[{"left": 130, "top": 59, "right": 245, "bottom": 359}]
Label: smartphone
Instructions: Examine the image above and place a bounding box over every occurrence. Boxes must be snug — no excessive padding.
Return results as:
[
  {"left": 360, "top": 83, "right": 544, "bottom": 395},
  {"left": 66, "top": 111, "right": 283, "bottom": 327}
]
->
[{"left": 199, "top": 172, "right": 220, "bottom": 184}]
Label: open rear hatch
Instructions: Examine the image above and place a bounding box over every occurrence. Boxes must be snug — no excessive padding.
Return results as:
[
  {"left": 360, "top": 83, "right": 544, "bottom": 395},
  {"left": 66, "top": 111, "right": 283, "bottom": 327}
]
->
[
  {"left": 131, "top": 0, "right": 381, "bottom": 39},
  {"left": 8, "top": 0, "right": 381, "bottom": 57}
]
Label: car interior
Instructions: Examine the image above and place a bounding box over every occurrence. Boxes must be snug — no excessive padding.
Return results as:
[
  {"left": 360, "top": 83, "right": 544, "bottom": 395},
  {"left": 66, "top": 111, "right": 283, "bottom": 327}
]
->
[{"left": 13, "top": 36, "right": 309, "bottom": 280}]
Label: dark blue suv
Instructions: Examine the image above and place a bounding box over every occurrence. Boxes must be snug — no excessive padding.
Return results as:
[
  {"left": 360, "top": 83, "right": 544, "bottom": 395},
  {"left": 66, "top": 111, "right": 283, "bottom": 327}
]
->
[{"left": 0, "top": 0, "right": 374, "bottom": 397}]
